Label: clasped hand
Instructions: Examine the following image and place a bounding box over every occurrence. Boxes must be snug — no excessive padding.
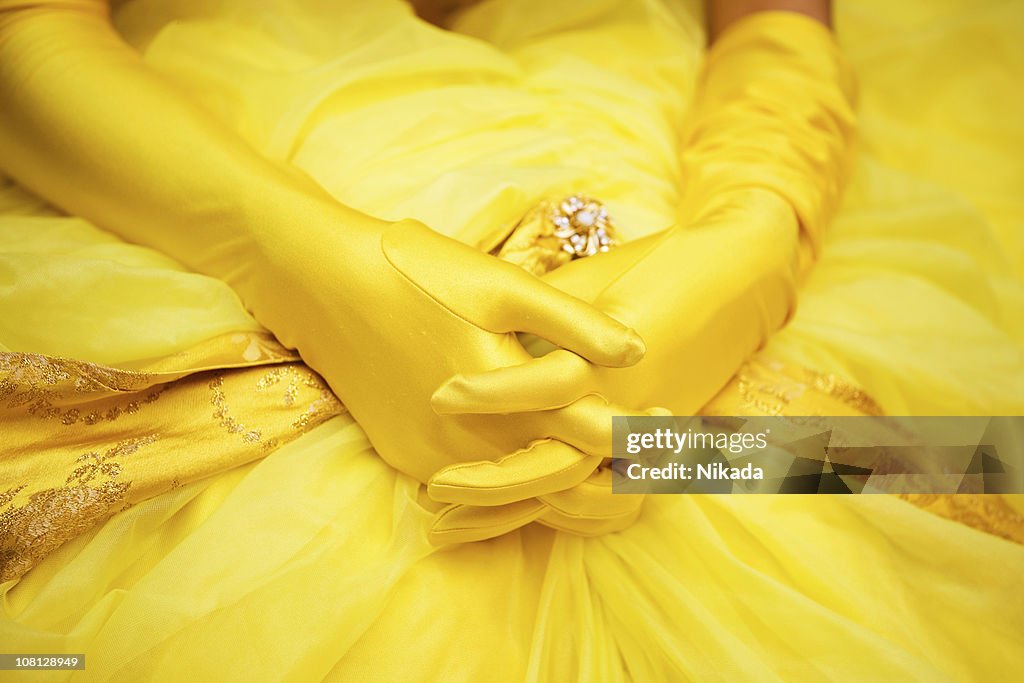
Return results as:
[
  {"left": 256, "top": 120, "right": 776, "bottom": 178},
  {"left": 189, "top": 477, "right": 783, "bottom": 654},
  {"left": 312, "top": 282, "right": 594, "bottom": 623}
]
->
[
  {"left": 433, "top": 189, "right": 800, "bottom": 417},
  {"left": 430, "top": 189, "right": 803, "bottom": 538},
  {"left": 250, "top": 215, "right": 665, "bottom": 543}
]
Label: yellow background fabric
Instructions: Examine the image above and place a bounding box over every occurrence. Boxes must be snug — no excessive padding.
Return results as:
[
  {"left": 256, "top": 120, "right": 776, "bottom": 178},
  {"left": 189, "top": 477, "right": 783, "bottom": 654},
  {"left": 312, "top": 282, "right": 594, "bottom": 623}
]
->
[{"left": 2, "top": 0, "right": 1023, "bottom": 680}]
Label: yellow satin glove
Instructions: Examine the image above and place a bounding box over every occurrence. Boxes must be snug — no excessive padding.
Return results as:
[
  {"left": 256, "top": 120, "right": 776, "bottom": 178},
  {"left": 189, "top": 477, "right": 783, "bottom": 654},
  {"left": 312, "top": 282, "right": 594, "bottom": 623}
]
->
[
  {"left": 0, "top": 2, "right": 654, "bottom": 499},
  {"left": 427, "top": 12, "right": 856, "bottom": 539},
  {"left": 680, "top": 11, "right": 857, "bottom": 257},
  {"left": 248, "top": 215, "right": 656, "bottom": 486},
  {"left": 426, "top": 189, "right": 798, "bottom": 543},
  {"left": 428, "top": 441, "right": 652, "bottom": 543},
  {"left": 432, "top": 9, "right": 855, "bottom": 414},
  {"left": 432, "top": 187, "right": 802, "bottom": 415}
]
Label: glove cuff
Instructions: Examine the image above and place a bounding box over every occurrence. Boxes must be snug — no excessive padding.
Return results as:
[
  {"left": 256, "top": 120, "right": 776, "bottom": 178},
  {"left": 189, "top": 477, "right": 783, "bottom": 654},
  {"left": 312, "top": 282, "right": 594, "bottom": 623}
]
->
[{"left": 681, "top": 11, "right": 857, "bottom": 257}]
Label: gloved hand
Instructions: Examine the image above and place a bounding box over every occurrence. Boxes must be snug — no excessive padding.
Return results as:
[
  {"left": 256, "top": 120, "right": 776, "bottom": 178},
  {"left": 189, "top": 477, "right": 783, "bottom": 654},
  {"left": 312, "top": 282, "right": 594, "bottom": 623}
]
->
[
  {"left": 432, "top": 9, "right": 855, "bottom": 418},
  {"left": 428, "top": 445, "right": 650, "bottom": 543},
  {"left": 247, "top": 214, "right": 656, "bottom": 485},
  {"left": 425, "top": 189, "right": 798, "bottom": 543},
  {"left": 426, "top": 396, "right": 673, "bottom": 543},
  {"left": 430, "top": 188, "right": 803, "bottom": 416},
  {"left": 0, "top": 2, "right": 657, "bottom": 493},
  {"left": 426, "top": 11, "right": 856, "bottom": 538}
]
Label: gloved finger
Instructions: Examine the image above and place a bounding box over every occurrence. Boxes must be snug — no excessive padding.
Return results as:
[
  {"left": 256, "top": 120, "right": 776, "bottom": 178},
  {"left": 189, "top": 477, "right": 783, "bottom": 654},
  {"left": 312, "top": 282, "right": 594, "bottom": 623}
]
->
[
  {"left": 431, "top": 349, "right": 595, "bottom": 414},
  {"left": 429, "top": 397, "right": 668, "bottom": 508},
  {"left": 522, "top": 398, "right": 673, "bottom": 459},
  {"left": 539, "top": 467, "right": 637, "bottom": 517},
  {"left": 537, "top": 502, "right": 643, "bottom": 536},
  {"left": 429, "top": 499, "right": 546, "bottom": 545},
  {"left": 427, "top": 438, "right": 601, "bottom": 506},
  {"left": 380, "top": 219, "right": 642, "bottom": 368},
  {"left": 537, "top": 468, "right": 645, "bottom": 535},
  {"left": 430, "top": 469, "right": 646, "bottom": 544},
  {"left": 488, "top": 268, "right": 646, "bottom": 369}
]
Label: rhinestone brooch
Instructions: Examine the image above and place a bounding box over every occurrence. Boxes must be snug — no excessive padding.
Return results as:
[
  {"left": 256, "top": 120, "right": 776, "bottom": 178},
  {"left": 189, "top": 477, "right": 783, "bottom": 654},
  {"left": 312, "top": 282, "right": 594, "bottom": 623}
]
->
[{"left": 550, "top": 195, "right": 617, "bottom": 258}]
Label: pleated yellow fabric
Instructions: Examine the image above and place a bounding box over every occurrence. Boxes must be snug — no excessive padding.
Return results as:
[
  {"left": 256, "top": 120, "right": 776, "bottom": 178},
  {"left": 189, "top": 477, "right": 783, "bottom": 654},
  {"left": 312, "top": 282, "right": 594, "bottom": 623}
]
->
[{"left": 2, "top": 0, "right": 1023, "bottom": 680}]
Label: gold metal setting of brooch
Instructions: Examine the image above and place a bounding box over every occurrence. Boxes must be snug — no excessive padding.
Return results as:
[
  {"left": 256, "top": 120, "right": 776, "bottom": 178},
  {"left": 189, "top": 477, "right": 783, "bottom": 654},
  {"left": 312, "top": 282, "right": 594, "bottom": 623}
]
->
[{"left": 550, "top": 195, "right": 617, "bottom": 258}]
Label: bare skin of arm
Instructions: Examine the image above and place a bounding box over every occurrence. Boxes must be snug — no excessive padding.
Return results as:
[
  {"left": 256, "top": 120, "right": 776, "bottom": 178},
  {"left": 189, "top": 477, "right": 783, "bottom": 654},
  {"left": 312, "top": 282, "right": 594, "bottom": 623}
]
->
[
  {"left": 708, "top": 0, "right": 830, "bottom": 38},
  {"left": 409, "top": 0, "right": 830, "bottom": 37}
]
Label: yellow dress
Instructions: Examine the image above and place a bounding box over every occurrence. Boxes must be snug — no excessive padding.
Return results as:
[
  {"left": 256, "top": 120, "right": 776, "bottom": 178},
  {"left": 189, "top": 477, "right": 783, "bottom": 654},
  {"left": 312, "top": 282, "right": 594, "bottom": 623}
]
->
[{"left": 2, "top": 0, "right": 1023, "bottom": 680}]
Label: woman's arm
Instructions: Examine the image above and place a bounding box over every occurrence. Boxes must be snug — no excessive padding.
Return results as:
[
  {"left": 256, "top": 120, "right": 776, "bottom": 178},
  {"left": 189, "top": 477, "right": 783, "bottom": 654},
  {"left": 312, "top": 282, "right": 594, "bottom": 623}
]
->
[
  {"left": 435, "top": 0, "right": 855, "bottom": 417},
  {"left": 424, "top": 2, "right": 855, "bottom": 542},
  {"left": 0, "top": 1, "right": 654, "bottom": 503},
  {"left": 0, "top": 0, "right": 378, "bottom": 272}
]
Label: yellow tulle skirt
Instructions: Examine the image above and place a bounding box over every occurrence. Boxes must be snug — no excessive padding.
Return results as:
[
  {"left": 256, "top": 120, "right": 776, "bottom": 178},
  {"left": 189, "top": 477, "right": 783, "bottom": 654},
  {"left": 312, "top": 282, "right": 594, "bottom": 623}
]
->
[{"left": 2, "top": 0, "right": 1023, "bottom": 680}]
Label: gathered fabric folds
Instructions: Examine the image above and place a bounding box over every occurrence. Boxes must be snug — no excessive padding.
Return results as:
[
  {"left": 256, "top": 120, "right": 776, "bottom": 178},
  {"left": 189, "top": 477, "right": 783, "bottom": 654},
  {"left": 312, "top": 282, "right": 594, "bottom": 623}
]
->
[{"left": 1, "top": 0, "right": 1023, "bottom": 680}]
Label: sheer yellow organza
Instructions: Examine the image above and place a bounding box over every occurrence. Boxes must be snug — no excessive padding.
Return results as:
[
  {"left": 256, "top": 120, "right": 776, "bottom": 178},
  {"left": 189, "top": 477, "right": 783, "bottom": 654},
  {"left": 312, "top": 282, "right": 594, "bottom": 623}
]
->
[{"left": 2, "top": 0, "right": 1023, "bottom": 680}]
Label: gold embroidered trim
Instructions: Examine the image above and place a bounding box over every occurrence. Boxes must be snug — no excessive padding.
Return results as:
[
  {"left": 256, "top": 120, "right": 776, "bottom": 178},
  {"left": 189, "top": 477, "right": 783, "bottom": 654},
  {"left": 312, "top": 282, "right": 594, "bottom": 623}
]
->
[
  {"left": 210, "top": 374, "right": 266, "bottom": 446},
  {"left": 0, "top": 335, "right": 345, "bottom": 583},
  {"left": 800, "top": 367, "right": 884, "bottom": 417},
  {"left": 733, "top": 361, "right": 885, "bottom": 417},
  {"left": 736, "top": 364, "right": 787, "bottom": 416},
  {"left": 74, "top": 388, "right": 167, "bottom": 426},
  {"left": 899, "top": 494, "right": 1024, "bottom": 546},
  {"left": 0, "top": 435, "right": 159, "bottom": 583},
  {"left": 254, "top": 365, "right": 342, "bottom": 432},
  {"left": 0, "top": 352, "right": 153, "bottom": 394},
  {"left": 209, "top": 365, "right": 342, "bottom": 450},
  {"left": 0, "top": 353, "right": 160, "bottom": 427}
]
